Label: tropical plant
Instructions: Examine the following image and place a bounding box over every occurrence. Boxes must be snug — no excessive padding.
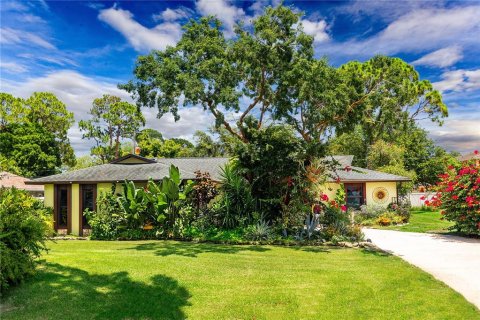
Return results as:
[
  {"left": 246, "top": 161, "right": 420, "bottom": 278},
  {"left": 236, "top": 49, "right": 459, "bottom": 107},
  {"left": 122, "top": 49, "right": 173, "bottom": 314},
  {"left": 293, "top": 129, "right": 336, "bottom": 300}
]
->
[
  {"left": 214, "top": 162, "right": 256, "bottom": 228},
  {"left": 190, "top": 171, "right": 218, "bottom": 216},
  {"left": 0, "top": 187, "right": 52, "bottom": 292},
  {"left": 245, "top": 220, "right": 272, "bottom": 241},
  {"left": 117, "top": 180, "right": 148, "bottom": 229},
  {"left": 85, "top": 187, "right": 122, "bottom": 240}
]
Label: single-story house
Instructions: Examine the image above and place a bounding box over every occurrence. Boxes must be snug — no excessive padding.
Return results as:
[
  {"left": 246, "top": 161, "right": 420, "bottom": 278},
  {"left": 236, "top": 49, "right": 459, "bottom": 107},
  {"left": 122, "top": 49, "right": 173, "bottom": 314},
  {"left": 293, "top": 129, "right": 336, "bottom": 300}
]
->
[
  {"left": 0, "top": 171, "right": 44, "bottom": 198},
  {"left": 27, "top": 154, "right": 409, "bottom": 235},
  {"left": 320, "top": 155, "right": 410, "bottom": 209}
]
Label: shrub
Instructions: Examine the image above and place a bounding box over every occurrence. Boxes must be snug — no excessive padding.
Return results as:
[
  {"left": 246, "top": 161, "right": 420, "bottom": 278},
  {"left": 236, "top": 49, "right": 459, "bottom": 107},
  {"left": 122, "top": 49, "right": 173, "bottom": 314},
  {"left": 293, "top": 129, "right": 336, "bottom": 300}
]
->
[
  {"left": 190, "top": 171, "right": 218, "bottom": 216},
  {"left": 213, "top": 162, "right": 256, "bottom": 228},
  {"left": 0, "top": 187, "right": 51, "bottom": 292},
  {"left": 85, "top": 188, "right": 122, "bottom": 240},
  {"left": 388, "top": 202, "right": 411, "bottom": 223},
  {"left": 426, "top": 154, "right": 480, "bottom": 235}
]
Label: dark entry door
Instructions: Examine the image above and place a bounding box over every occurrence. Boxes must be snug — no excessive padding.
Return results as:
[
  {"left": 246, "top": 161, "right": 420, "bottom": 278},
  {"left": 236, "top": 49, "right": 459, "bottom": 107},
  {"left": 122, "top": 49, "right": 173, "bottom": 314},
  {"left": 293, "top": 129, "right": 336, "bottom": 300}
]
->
[
  {"left": 80, "top": 184, "right": 96, "bottom": 235},
  {"left": 345, "top": 183, "right": 365, "bottom": 208},
  {"left": 55, "top": 184, "right": 71, "bottom": 233}
]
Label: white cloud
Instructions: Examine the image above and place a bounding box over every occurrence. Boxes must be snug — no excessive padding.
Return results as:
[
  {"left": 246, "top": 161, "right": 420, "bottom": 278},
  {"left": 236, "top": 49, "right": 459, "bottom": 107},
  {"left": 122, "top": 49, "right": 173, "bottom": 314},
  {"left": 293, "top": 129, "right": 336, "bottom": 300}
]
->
[
  {"left": 301, "top": 19, "right": 329, "bottom": 43},
  {"left": 153, "top": 7, "right": 192, "bottom": 22},
  {"left": 196, "top": 0, "right": 246, "bottom": 37},
  {"left": 17, "top": 13, "right": 46, "bottom": 24},
  {"left": 1, "top": 70, "right": 213, "bottom": 154},
  {"left": 0, "top": 61, "right": 28, "bottom": 73},
  {"left": 433, "top": 69, "right": 480, "bottom": 92},
  {"left": 0, "top": 27, "right": 55, "bottom": 50},
  {"left": 324, "top": 6, "right": 480, "bottom": 58},
  {"left": 412, "top": 46, "right": 463, "bottom": 68},
  {"left": 425, "top": 119, "right": 480, "bottom": 154},
  {"left": 98, "top": 7, "right": 182, "bottom": 52}
]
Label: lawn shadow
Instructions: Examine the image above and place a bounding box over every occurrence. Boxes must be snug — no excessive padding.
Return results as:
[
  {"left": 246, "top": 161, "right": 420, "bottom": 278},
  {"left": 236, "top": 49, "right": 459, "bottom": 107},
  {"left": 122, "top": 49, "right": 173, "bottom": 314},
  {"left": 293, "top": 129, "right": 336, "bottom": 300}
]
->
[
  {"left": 2, "top": 262, "right": 190, "bottom": 320},
  {"left": 129, "top": 241, "right": 271, "bottom": 258},
  {"left": 360, "top": 247, "right": 392, "bottom": 257}
]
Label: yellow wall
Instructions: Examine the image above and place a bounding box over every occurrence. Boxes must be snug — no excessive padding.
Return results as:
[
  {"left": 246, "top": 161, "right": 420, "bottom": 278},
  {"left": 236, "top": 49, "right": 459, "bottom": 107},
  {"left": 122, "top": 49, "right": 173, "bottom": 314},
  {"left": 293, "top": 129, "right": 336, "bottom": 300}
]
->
[
  {"left": 319, "top": 183, "right": 341, "bottom": 201},
  {"left": 71, "top": 184, "right": 80, "bottom": 235},
  {"left": 320, "top": 181, "right": 397, "bottom": 208},
  {"left": 97, "top": 182, "right": 123, "bottom": 195},
  {"left": 44, "top": 184, "right": 54, "bottom": 208},
  {"left": 365, "top": 181, "right": 397, "bottom": 208}
]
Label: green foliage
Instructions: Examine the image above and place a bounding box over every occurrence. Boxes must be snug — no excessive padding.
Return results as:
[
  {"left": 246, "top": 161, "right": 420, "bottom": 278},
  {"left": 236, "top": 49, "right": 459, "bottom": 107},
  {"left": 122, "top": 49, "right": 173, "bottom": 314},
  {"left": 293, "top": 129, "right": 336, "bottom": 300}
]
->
[
  {"left": 0, "top": 123, "right": 61, "bottom": 177},
  {"left": 234, "top": 124, "right": 305, "bottom": 218},
  {"left": 0, "top": 92, "right": 75, "bottom": 171},
  {"left": 212, "top": 162, "right": 256, "bottom": 228},
  {"left": 427, "top": 158, "right": 480, "bottom": 235},
  {"left": 85, "top": 188, "right": 122, "bottom": 240},
  {"left": 245, "top": 220, "right": 272, "bottom": 241},
  {"left": 367, "top": 140, "right": 405, "bottom": 169},
  {"left": 68, "top": 155, "right": 101, "bottom": 171},
  {"left": 79, "top": 95, "right": 145, "bottom": 162},
  {"left": 0, "top": 187, "right": 51, "bottom": 292}
]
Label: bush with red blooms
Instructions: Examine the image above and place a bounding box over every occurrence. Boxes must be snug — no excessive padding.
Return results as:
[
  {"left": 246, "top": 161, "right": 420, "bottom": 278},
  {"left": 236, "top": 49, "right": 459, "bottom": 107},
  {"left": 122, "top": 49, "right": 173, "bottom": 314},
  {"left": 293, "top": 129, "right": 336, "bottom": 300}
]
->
[{"left": 425, "top": 151, "right": 480, "bottom": 235}]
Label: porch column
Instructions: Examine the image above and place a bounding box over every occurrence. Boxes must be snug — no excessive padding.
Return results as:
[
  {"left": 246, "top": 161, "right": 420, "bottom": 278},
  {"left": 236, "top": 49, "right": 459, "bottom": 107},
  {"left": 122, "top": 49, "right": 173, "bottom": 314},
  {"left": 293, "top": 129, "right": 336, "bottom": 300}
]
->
[{"left": 71, "top": 183, "right": 80, "bottom": 235}]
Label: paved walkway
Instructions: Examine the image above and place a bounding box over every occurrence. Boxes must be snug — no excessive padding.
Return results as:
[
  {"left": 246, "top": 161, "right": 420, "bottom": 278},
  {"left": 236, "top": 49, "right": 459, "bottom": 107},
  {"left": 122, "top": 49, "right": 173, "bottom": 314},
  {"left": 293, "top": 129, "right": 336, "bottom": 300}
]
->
[{"left": 363, "top": 228, "right": 480, "bottom": 309}]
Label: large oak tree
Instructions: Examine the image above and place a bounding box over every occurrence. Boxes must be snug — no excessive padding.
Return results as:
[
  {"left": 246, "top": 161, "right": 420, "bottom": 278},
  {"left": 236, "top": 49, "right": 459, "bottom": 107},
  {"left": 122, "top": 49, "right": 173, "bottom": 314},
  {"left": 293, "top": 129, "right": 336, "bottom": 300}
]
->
[{"left": 121, "top": 5, "right": 447, "bottom": 158}]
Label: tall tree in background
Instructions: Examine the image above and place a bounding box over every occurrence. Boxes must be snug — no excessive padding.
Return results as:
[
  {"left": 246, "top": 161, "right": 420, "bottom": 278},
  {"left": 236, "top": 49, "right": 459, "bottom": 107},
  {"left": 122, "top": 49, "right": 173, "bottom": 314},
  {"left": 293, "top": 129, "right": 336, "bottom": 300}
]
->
[
  {"left": 0, "top": 92, "right": 75, "bottom": 173},
  {"left": 122, "top": 5, "right": 447, "bottom": 158},
  {"left": 0, "top": 123, "right": 61, "bottom": 177},
  {"left": 79, "top": 95, "right": 145, "bottom": 163}
]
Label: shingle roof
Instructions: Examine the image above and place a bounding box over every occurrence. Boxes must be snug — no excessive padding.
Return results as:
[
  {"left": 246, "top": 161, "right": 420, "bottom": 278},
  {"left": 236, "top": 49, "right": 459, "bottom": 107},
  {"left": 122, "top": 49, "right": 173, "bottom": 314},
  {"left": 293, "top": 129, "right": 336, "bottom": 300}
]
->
[
  {"left": 27, "top": 157, "right": 229, "bottom": 184},
  {"left": 329, "top": 166, "right": 411, "bottom": 182},
  {"left": 0, "top": 172, "right": 44, "bottom": 191},
  {"left": 323, "top": 155, "right": 354, "bottom": 167}
]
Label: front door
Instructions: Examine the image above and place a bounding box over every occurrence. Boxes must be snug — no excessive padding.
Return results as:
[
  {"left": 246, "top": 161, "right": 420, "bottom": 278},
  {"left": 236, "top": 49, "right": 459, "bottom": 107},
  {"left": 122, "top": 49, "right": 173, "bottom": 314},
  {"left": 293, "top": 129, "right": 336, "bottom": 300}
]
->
[
  {"left": 345, "top": 183, "right": 365, "bottom": 209},
  {"left": 80, "top": 184, "right": 96, "bottom": 235},
  {"left": 54, "top": 184, "right": 71, "bottom": 233}
]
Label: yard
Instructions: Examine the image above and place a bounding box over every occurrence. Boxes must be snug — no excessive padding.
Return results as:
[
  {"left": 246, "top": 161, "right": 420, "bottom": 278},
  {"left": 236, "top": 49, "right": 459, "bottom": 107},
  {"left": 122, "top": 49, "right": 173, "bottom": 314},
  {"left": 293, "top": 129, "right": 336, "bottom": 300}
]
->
[
  {"left": 1, "top": 241, "right": 478, "bottom": 320},
  {"left": 372, "top": 209, "right": 454, "bottom": 233}
]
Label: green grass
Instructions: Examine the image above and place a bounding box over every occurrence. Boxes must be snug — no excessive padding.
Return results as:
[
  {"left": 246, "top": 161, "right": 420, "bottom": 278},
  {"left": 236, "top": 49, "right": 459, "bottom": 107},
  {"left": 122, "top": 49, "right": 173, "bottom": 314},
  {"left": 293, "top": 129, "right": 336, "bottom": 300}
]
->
[
  {"left": 1, "top": 241, "right": 478, "bottom": 319},
  {"left": 373, "top": 210, "right": 454, "bottom": 233}
]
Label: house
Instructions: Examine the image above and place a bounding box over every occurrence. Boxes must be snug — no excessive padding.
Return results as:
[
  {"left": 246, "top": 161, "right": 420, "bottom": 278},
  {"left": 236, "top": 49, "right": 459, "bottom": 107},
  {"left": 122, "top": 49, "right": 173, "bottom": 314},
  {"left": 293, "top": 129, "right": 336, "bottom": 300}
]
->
[
  {"left": 0, "top": 171, "right": 44, "bottom": 198},
  {"left": 27, "top": 154, "right": 409, "bottom": 235},
  {"left": 320, "top": 155, "right": 410, "bottom": 209},
  {"left": 26, "top": 154, "right": 229, "bottom": 235}
]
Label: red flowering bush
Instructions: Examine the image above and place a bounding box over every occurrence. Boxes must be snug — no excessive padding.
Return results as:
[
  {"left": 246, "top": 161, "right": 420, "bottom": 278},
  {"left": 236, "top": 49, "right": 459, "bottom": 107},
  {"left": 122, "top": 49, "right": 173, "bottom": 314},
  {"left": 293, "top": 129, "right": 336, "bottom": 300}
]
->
[{"left": 426, "top": 151, "right": 480, "bottom": 235}]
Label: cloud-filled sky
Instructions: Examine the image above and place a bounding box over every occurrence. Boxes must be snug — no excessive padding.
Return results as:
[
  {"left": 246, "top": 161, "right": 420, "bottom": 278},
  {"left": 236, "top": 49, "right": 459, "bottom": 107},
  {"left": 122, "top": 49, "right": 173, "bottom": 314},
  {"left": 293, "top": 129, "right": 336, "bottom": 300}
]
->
[{"left": 1, "top": 0, "right": 479, "bottom": 155}]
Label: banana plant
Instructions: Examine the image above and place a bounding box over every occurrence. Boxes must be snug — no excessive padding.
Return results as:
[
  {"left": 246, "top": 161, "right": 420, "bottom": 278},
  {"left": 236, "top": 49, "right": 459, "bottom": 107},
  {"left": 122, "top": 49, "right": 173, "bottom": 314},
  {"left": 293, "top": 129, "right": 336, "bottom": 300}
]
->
[
  {"left": 117, "top": 180, "right": 147, "bottom": 228},
  {"left": 145, "top": 179, "right": 168, "bottom": 223}
]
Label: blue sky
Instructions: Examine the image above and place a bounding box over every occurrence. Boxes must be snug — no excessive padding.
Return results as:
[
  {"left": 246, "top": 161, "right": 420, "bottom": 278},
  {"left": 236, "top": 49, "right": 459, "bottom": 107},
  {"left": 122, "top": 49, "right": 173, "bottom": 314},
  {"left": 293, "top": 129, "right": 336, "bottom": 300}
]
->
[{"left": 1, "top": 0, "right": 479, "bottom": 155}]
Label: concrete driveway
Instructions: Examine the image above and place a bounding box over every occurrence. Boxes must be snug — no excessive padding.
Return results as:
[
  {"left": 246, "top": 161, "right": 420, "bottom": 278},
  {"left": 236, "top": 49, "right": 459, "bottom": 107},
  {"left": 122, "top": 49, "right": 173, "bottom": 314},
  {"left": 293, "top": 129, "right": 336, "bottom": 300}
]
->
[{"left": 363, "top": 228, "right": 480, "bottom": 309}]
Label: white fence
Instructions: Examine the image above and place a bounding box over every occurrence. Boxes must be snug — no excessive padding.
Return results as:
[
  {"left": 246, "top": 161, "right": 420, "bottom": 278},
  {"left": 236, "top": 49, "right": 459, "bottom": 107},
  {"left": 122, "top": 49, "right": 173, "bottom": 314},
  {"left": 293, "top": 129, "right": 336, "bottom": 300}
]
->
[{"left": 408, "top": 192, "right": 436, "bottom": 207}]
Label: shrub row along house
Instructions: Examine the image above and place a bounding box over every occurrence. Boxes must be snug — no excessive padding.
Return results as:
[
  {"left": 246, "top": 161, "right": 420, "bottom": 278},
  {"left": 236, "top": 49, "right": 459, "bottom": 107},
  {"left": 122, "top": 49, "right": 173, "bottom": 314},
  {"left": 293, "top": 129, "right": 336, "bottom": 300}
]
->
[{"left": 27, "top": 154, "right": 410, "bottom": 235}]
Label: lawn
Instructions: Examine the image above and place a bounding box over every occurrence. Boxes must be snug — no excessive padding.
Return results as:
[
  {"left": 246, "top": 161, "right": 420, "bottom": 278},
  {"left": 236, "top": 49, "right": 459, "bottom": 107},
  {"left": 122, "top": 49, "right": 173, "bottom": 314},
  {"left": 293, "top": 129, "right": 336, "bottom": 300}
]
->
[
  {"left": 1, "top": 241, "right": 478, "bottom": 320},
  {"left": 373, "top": 209, "right": 454, "bottom": 233}
]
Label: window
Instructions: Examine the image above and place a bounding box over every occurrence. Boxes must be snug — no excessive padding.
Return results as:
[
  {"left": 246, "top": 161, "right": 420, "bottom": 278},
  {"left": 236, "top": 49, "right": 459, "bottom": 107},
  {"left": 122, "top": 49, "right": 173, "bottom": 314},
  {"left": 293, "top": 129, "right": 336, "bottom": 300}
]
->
[
  {"left": 80, "top": 184, "right": 96, "bottom": 229},
  {"left": 55, "top": 185, "right": 70, "bottom": 230},
  {"left": 345, "top": 183, "right": 365, "bottom": 208}
]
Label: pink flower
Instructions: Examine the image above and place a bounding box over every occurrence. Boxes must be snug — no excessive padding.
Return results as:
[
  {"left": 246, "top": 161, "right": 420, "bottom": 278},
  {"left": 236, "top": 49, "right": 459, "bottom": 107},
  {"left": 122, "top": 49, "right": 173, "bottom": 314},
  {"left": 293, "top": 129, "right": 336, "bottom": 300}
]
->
[
  {"left": 341, "top": 205, "right": 347, "bottom": 212},
  {"left": 474, "top": 150, "right": 479, "bottom": 155},
  {"left": 320, "top": 194, "right": 329, "bottom": 202}
]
